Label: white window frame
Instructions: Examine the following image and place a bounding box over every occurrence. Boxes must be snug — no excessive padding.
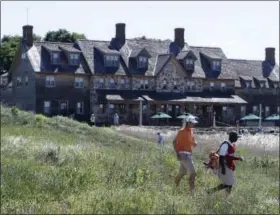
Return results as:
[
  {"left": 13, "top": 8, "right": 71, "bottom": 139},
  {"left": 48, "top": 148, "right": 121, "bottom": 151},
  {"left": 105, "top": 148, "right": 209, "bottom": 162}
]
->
[
  {"left": 75, "top": 77, "right": 84, "bottom": 88},
  {"left": 52, "top": 52, "right": 60, "bottom": 65},
  {"left": 76, "top": 102, "right": 84, "bottom": 115},
  {"left": 69, "top": 53, "right": 80, "bottom": 65},
  {"left": 60, "top": 101, "right": 68, "bottom": 112},
  {"left": 120, "top": 79, "right": 125, "bottom": 85},
  {"left": 44, "top": 101, "right": 51, "bottom": 114},
  {"left": 138, "top": 56, "right": 148, "bottom": 68},
  {"left": 45, "top": 76, "right": 55, "bottom": 88},
  {"left": 16, "top": 77, "right": 22, "bottom": 87},
  {"left": 185, "top": 58, "right": 194, "bottom": 69},
  {"left": 105, "top": 55, "right": 119, "bottom": 67},
  {"left": 212, "top": 60, "right": 221, "bottom": 70}
]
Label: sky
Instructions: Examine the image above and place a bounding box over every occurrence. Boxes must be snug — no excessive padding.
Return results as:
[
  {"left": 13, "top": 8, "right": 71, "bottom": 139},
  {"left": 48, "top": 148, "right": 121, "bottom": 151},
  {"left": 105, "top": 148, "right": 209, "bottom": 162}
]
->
[{"left": 1, "top": 1, "right": 279, "bottom": 63}]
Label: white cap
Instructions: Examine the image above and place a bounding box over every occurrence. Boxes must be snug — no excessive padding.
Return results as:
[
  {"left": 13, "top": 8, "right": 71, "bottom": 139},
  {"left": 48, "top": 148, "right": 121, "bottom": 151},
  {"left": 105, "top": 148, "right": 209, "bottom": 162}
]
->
[{"left": 184, "top": 115, "right": 198, "bottom": 124}]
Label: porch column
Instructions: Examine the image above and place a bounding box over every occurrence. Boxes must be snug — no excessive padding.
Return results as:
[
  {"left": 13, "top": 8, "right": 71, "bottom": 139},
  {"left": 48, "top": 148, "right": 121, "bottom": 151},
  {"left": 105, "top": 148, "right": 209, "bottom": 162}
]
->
[{"left": 139, "top": 100, "right": 143, "bottom": 126}]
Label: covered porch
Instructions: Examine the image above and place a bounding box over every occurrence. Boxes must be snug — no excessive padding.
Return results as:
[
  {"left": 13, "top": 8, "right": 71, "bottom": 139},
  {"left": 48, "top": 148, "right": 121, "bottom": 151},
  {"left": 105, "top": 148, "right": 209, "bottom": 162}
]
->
[{"left": 93, "top": 91, "right": 247, "bottom": 126}]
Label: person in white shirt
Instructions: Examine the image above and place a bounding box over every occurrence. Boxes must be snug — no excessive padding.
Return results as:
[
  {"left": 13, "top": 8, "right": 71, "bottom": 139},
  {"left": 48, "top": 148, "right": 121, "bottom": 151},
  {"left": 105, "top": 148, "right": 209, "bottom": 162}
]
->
[{"left": 90, "top": 113, "right": 95, "bottom": 126}]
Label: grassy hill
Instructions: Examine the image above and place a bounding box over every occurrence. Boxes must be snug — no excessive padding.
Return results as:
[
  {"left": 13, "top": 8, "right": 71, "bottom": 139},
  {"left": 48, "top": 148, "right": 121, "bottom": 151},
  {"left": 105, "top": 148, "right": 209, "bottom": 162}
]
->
[{"left": 1, "top": 106, "right": 279, "bottom": 214}]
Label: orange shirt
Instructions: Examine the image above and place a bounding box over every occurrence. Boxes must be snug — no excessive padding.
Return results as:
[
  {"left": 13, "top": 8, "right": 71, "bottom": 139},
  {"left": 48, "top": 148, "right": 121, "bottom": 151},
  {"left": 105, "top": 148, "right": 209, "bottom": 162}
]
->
[{"left": 175, "top": 127, "right": 195, "bottom": 153}]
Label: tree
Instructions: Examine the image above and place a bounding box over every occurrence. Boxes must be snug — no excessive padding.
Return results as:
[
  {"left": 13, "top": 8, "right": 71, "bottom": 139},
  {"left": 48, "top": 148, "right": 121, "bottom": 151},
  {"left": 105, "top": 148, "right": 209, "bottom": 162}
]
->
[
  {"left": 0, "top": 34, "right": 41, "bottom": 74},
  {"left": 44, "top": 29, "right": 86, "bottom": 43}
]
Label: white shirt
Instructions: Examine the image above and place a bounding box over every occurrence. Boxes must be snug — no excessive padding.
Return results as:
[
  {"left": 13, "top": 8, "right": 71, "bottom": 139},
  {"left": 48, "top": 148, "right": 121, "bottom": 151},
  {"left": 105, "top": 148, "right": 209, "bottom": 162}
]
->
[{"left": 219, "top": 141, "right": 233, "bottom": 156}]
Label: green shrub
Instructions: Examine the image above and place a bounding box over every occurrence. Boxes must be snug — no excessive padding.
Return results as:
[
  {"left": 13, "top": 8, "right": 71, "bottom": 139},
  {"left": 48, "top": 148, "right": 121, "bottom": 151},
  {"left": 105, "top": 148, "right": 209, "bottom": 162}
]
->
[{"left": 11, "top": 106, "right": 19, "bottom": 116}]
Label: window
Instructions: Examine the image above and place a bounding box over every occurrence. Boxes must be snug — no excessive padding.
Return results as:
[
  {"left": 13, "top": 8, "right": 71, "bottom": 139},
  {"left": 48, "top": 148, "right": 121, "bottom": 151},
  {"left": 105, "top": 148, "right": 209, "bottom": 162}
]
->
[
  {"left": 174, "top": 81, "right": 178, "bottom": 90},
  {"left": 185, "top": 58, "right": 194, "bottom": 69},
  {"left": 16, "top": 77, "right": 22, "bottom": 87},
  {"left": 245, "top": 81, "right": 250, "bottom": 88},
  {"left": 76, "top": 102, "right": 84, "bottom": 115},
  {"left": 99, "top": 104, "right": 104, "bottom": 109},
  {"left": 144, "top": 80, "right": 149, "bottom": 89},
  {"left": 52, "top": 52, "right": 60, "bottom": 65},
  {"left": 253, "top": 106, "right": 258, "bottom": 113},
  {"left": 75, "top": 77, "right": 84, "bottom": 88},
  {"left": 139, "top": 80, "right": 144, "bottom": 89},
  {"left": 109, "top": 78, "right": 116, "bottom": 88},
  {"left": 105, "top": 55, "right": 119, "bottom": 67},
  {"left": 265, "top": 106, "right": 270, "bottom": 112},
  {"left": 221, "top": 82, "right": 226, "bottom": 92},
  {"left": 120, "top": 79, "right": 125, "bottom": 84},
  {"left": 21, "top": 53, "right": 26, "bottom": 60},
  {"left": 163, "top": 79, "right": 167, "bottom": 89},
  {"left": 260, "top": 82, "right": 265, "bottom": 88},
  {"left": 69, "top": 53, "right": 80, "bottom": 65},
  {"left": 241, "top": 106, "right": 246, "bottom": 112},
  {"left": 99, "top": 103, "right": 106, "bottom": 113},
  {"left": 109, "top": 104, "right": 114, "bottom": 109},
  {"left": 222, "top": 106, "right": 227, "bottom": 111},
  {"left": 210, "top": 82, "right": 214, "bottom": 91},
  {"left": 98, "top": 78, "right": 105, "bottom": 87},
  {"left": 25, "top": 76, "right": 28, "bottom": 86},
  {"left": 277, "top": 106, "right": 280, "bottom": 113},
  {"left": 45, "top": 76, "right": 55, "bottom": 87},
  {"left": 138, "top": 56, "right": 148, "bottom": 68},
  {"left": 274, "top": 83, "right": 279, "bottom": 88},
  {"left": 60, "top": 101, "right": 68, "bottom": 113},
  {"left": 44, "top": 101, "right": 51, "bottom": 114},
  {"left": 212, "top": 60, "right": 221, "bottom": 71}
]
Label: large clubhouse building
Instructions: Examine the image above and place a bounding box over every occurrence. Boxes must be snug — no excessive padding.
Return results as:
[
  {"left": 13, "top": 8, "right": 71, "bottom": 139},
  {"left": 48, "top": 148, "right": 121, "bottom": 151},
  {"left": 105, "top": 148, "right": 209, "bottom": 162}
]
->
[{"left": 4, "top": 24, "right": 280, "bottom": 126}]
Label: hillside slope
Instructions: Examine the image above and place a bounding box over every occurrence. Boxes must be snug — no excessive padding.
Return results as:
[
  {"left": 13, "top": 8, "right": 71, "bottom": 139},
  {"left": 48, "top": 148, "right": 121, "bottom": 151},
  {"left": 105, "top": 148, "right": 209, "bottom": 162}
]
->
[{"left": 1, "top": 106, "right": 279, "bottom": 214}]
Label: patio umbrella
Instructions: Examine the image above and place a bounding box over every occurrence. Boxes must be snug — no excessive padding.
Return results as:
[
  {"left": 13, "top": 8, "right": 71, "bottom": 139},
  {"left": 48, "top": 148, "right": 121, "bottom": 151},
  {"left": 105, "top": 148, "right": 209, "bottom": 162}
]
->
[
  {"left": 265, "top": 114, "right": 280, "bottom": 121},
  {"left": 240, "top": 114, "right": 261, "bottom": 121},
  {"left": 151, "top": 112, "right": 172, "bottom": 119},
  {"left": 177, "top": 112, "right": 198, "bottom": 119}
]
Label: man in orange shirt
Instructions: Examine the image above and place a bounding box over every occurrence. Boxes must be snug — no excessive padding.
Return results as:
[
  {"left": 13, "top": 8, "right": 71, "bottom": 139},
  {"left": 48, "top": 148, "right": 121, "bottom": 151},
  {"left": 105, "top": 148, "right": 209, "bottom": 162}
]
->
[{"left": 173, "top": 115, "right": 198, "bottom": 194}]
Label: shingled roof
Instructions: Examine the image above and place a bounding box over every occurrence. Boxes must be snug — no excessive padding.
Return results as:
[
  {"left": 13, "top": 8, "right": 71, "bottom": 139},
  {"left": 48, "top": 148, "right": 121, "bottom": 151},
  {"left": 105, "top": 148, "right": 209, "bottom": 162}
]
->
[
  {"left": 32, "top": 41, "right": 90, "bottom": 74},
  {"left": 227, "top": 59, "right": 280, "bottom": 88}
]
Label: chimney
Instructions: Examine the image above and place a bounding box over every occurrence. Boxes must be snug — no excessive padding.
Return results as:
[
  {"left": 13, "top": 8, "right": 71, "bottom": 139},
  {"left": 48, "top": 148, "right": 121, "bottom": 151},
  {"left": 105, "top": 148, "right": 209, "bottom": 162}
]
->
[
  {"left": 22, "top": 25, "right": 34, "bottom": 47},
  {"left": 265, "top": 47, "right": 275, "bottom": 65},
  {"left": 174, "top": 28, "right": 185, "bottom": 49},
  {"left": 115, "top": 23, "right": 126, "bottom": 44}
]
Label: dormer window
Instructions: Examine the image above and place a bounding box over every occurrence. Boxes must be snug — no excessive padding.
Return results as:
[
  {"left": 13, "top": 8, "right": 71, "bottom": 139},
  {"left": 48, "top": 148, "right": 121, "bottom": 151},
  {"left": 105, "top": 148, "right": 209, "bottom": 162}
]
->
[
  {"left": 273, "top": 82, "right": 279, "bottom": 88},
  {"left": 69, "top": 53, "right": 80, "bottom": 65},
  {"left": 105, "top": 55, "right": 119, "bottom": 67},
  {"left": 212, "top": 60, "right": 221, "bottom": 71},
  {"left": 52, "top": 52, "right": 60, "bottom": 65},
  {"left": 245, "top": 81, "right": 250, "bottom": 88},
  {"left": 185, "top": 58, "right": 194, "bottom": 69},
  {"left": 260, "top": 82, "right": 265, "bottom": 88},
  {"left": 138, "top": 56, "right": 148, "bottom": 68}
]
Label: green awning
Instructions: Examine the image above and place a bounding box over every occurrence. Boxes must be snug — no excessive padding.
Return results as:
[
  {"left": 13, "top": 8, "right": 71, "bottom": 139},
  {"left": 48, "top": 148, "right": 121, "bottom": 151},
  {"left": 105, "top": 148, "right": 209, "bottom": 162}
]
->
[
  {"left": 240, "top": 114, "right": 261, "bottom": 121},
  {"left": 265, "top": 115, "right": 280, "bottom": 121},
  {"left": 151, "top": 112, "right": 172, "bottom": 119}
]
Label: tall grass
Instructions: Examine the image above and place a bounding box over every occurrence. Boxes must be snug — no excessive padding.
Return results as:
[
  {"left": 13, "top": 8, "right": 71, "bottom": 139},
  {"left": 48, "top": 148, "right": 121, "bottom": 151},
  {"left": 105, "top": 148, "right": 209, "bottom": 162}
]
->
[{"left": 1, "top": 106, "right": 279, "bottom": 214}]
